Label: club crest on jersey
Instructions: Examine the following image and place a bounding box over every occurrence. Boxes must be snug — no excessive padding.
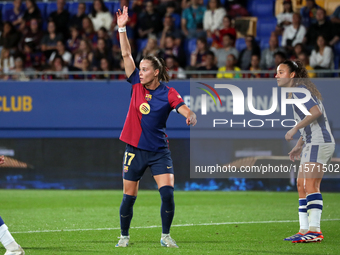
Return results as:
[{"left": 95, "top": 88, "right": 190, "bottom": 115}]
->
[
  {"left": 145, "top": 94, "right": 152, "bottom": 101},
  {"left": 139, "top": 102, "right": 150, "bottom": 114},
  {"left": 124, "top": 166, "right": 129, "bottom": 172}
]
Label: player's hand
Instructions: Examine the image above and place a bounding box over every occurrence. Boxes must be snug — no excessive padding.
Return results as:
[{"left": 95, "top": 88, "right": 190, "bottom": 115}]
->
[
  {"left": 0, "top": 155, "right": 4, "bottom": 165},
  {"left": 116, "top": 6, "right": 129, "bottom": 28},
  {"left": 288, "top": 146, "right": 302, "bottom": 162},
  {"left": 285, "top": 127, "right": 297, "bottom": 141},
  {"left": 186, "top": 112, "right": 197, "bottom": 126}
]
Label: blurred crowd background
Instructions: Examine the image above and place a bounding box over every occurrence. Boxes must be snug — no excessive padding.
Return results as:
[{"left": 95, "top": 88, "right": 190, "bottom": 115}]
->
[{"left": 0, "top": 0, "right": 340, "bottom": 80}]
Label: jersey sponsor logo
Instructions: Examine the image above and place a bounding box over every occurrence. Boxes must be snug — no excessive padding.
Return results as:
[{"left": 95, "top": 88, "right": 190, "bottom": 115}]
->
[
  {"left": 145, "top": 94, "right": 152, "bottom": 101},
  {"left": 124, "top": 165, "right": 129, "bottom": 172},
  {"left": 139, "top": 102, "right": 150, "bottom": 115}
]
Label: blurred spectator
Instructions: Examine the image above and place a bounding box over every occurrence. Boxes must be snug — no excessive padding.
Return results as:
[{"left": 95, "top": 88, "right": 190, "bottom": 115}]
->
[
  {"left": 290, "top": 43, "right": 305, "bottom": 60},
  {"left": 10, "top": 57, "right": 30, "bottom": 81},
  {"left": 310, "top": 35, "right": 334, "bottom": 76},
  {"left": 244, "top": 54, "right": 264, "bottom": 78},
  {"left": 211, "top": 33, "right": 238, "bottom": 68},
  {"left": 330, "top": 5, "right": 340, "bottom": 24},
  {"left": 217, "top": 53, "right": 241, "bottom": 78},
  {"left": 165, "top": 55, "right": 186, "bottom": 79},
  {"left": 49, "top": 40, "right": 72, "bottom": 66},
  {"left": 19, "top": 18, "right": 43, "bottom": 52},
  {"left": 67, "top": 26, "right": 81, "bottom": 54},
  {"left": 97, "top": 27, "right": 112, "bottom": 50},
  {"left": 82, "top": 17, "right": 98, "bottom": 46},
  {"left": 23, "top": 42, "right": 46, "bottom": 70},
  {"left": 260, "top": 35, "right": 285, "bottom": 70},
  {"left": 3, "top": 0, "right": 25, "bottom": 30},
  {"left": 164, "top": 2, "right": 181, "bottom": 29},
  {"left": 298, "top": 52, "right": 316, "bottom": 78},
  {"left": 138, "top": 1, "right": 163, "bottom": 39},
  {"left": 211, "top": 15, "right": 236, "bottom": 48},
  {"left": 49, "top": 56, "right": 69, "bottom": 80},
  {"left": 197, "top": 50, "right": 218, "bottom": 78},
  {"left": 97, "top": 58, "right": 114, "bottom": 80},
  {"left": 281, "top": 13, "right": 306, "bottom": 55},
  {"left": 48, "top": 0, "right": 70, "bottom": 39},
  {"left": 72, "top": 39, "right": 93, "bottom": 70},
  {"left": 300, "top": 0, "right": 320, "bottom": 28},
  {"left": 21, "top": 0, "right": 42, "bottom": 32},
  {"left": 89, "top": 0, "right": 113, "bottom": 31},
  {"left": 273, "top": 51, "right": 287, "bottom": 69},
  {"left": 304, "top": 8, "right": 338, "bottom": 52},
  {"left": 238, "top": 35, "right": 260, "bottom": 70},
  {"left": 159, "top": 15, "right": 182, "bottom": 43},
  {"left": 276, "top": 0, "right": 293, "bottom": 34},
  {"left": 227, "top": 1, "right": 249, "bottom": 19},
  {"left": 160, "top": 35, "right": 186, "bottom": 68},
  {"left": 136, "top": 35, "right": 162, "bottom": 64},
  {"left": 91, "top": 38, "right": 113, "bottom": 70},
  {"left": 115, "top": 58, "right": 127, "bottom": 80},
  {"left": 0, "top": 22, "right": 21, "bottom": 52},
  {"left": 181, "top": 0, "right": 206, "bottom": 38},
  {"left": 70, "top": 3, "right": 87, "bottom": 31},
  {"left": 0, "top": 48, "right": 15, "bottom": 78},
  {"left": 203, "top": 0, "right": 226, "bottom": 38},
  {"left": 190, "top": 37, "right": 209, "bottom": 68},
  {"left": 41, "top": 21, "right": 63, "bottom": 58}
]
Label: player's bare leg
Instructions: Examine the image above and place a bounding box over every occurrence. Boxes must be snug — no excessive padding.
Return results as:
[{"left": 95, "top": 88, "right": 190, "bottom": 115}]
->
[
  {"left": 116, "top": 180, "right": 139, "bottom": 247},
  {"left": 154, "top": 174, "right": 178, "bottom": 248}
]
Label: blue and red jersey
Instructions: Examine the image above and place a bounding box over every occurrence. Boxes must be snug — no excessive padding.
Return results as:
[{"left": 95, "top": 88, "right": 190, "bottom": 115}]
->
[{"left": 120, "top": 68, "right": 185, "bottom": 152}]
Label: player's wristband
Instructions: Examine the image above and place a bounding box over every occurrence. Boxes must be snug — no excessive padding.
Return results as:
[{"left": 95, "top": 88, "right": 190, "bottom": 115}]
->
[{"left": 118, "top": 27, "right": 126, "bottom": 33}]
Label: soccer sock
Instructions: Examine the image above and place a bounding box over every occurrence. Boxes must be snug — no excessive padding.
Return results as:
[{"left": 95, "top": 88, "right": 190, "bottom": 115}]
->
[
  {"left": 306, "top": 192, "right": 323, "bottom": 232},
  {"left": 119, "top": 194, "right": 136, "bottom": 236},
  {"left": 298, "top": 198, "right": 308, "bottom": 234},
  {"left": 0, "top": 218, "right": 19, "bottom": 251},
  {"left": 159, "top": 186, "right": 175, "bottom": 235}
]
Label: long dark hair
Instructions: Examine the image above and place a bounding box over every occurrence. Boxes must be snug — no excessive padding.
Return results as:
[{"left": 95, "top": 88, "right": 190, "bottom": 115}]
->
[
  {"left": 207, "top": 0, "right": 222, "bottom": 9},
  {"left": 282, "top": 59, "right": 322, "bottom": 100},
  {"left": 283, "top": 1, "right": 293, "bottom": 13},
  {"left": 142, "top": 55, "right": 170, "bottom": 82},
  {"left": 315, "top": 35, "right": 328, "bottom": 53},
  {"left": 91, "top": 0, "right": 109, "bottom": 18}
]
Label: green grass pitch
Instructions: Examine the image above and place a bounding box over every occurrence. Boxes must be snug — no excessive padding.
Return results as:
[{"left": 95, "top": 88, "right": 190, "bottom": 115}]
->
[{"left": 0, "top": 190, "right": 339, "bottom": 254}]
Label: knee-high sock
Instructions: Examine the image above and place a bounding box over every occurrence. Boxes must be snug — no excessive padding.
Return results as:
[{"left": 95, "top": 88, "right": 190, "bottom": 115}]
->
[
  {"left": 119, "top": 194, "right": 136, "bottom": 236},
  {"left": 298, "top": 198, "right": 308, "bottom": 232},
  {"left": 159, "top": 186, "right": 175, "bottom": 234},
  {"left": 0, "top": 217, "right": 19, "bottom": 250},
  {"left": 306, "top": 192, "right": 323, "bottom": 232}
]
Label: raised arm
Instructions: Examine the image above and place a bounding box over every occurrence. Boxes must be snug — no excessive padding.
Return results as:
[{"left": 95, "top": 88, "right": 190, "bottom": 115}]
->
[{"left": 117, "top": 6, "right": 136, "bottom": 78}]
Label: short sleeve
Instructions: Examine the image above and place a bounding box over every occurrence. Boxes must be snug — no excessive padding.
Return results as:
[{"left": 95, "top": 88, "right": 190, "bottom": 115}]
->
[
  {"left": 127, "top": 68, "right": 140, "bottom": 85},
  {"left": 168, "top": 87, "right": 185, "bottom": 112},
  {"left": 294, "top": 91, "right": 317, "bottom": 111}
]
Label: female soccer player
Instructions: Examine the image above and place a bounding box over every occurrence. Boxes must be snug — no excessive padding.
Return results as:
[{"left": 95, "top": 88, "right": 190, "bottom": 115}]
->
[
  {"left": 275, "top": 60, "right": 335, "bottom": 243},
  {"left": 115, "top": 6, "right": 197, "bottom": 248},
  {"left": 0, "top": 156, "right": 25, "bottom": 255}
]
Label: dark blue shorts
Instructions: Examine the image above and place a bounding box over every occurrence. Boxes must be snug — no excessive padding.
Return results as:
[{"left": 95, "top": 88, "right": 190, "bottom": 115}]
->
[{"left": 122, "top": 144, "right": 174, "bottom": 181}]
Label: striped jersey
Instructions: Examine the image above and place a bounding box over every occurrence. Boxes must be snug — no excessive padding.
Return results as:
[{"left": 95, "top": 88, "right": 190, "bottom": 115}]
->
[
  {"left": 292, "top": 86, "right": 335, "bottom": 144},
  {"left": 120, "top": 68, "right": 185, "bottom": 152}
]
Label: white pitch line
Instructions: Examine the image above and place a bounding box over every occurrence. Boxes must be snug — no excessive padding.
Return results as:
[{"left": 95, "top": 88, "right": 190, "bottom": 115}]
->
[{"left": 12, "top": 219, "right": 340, "bottom": 234}]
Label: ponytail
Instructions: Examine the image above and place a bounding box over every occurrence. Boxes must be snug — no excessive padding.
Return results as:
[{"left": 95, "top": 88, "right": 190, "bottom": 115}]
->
[{"left": 142, "top": 55, "right": 170, "bottom": 83}]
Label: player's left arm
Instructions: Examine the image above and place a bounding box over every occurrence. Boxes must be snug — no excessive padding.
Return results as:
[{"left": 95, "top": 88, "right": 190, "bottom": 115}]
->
[
  {"left": 178, "top": 105, "right": 197, "bottom": 126},
  {"left": 0, "top": 155, "right": 4, "bottom": 165},
  {"left": 285, "top": 105, "right": 322, "bottom": 141}
]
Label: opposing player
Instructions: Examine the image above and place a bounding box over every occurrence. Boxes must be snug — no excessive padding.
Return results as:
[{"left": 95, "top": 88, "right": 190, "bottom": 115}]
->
[
  {"left": 275, "top": 60, "right": 335, "bottom": 243},
  {"left": 0, "top": 156, "right": 25, "bottom": 255},
  {"left": 115, "top": 6, "right": 197, "bottom": 248}
]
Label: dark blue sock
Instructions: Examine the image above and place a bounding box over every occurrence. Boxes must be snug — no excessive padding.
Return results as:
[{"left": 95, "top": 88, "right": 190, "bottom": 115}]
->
[
  {"left": 0, "top": 216, "right": 4, "bottom": 226},
  {"left": 159, "top": 186, "right": 175, "bottom": 234},
  {"left": 119, "top": 194, "right": 136, "bottom": 236}
]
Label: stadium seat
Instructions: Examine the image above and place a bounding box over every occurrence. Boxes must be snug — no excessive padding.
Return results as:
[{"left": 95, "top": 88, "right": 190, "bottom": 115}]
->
[
  {"left": 334, "top": 42, "right": 340, "bottom": 56},
  {"left": 187, "top": 38, "right": 197, "bottom": 53},
  {"left": 334, "top": 56, "right": 339, "bottom": 77},
  {"left": 137, "top": 38, "right": 148, "bottom": 51},
  {"left": 36, "top": 2, "right": 46, "bottom": 20},
  {"left": 46, "top": 2, "right": 57, "bottom": 17},
  {"left": 68, "top": 2, "right": 78, "bottom": 16},
  {"left": 171, "top": 13, "right": 181, "bottom": 29},
  {"left": 113, "top": 2, "right": 121, "bottom": 12},
  {"left": 260, "top": 36, "right": 271, "bottom": 50},
  {"left": 251, "top": 0, "right": 274, "bottom": 17},
  {"left": 104, "top": 2, "right": 114, "bottom": 13},
  {"left": 85, "top": 2, "right": 93, "bottom": 15},
  {"left": 235, "top": 37, "right": 246, "bottom": 52},
  {"left": 257, "top": 18, "right": 277, "bottom": 37},
  {"left": 2, "top": 2, "right": 13, "bottom": 18}
]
